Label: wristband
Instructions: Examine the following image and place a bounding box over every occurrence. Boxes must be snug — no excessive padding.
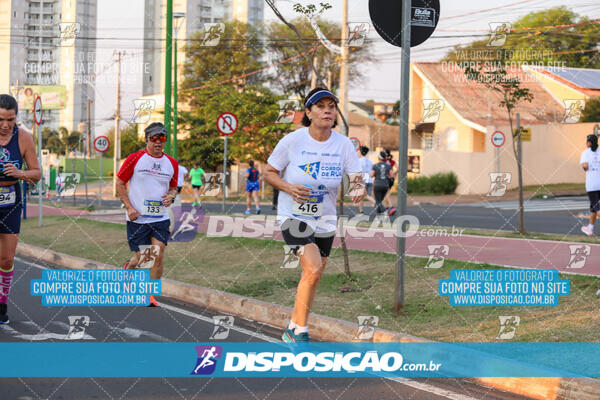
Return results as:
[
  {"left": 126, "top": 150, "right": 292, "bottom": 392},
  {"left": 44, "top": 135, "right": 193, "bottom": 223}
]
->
[{"left": 169, "top": 193, "right": 176, "bottom": 200}]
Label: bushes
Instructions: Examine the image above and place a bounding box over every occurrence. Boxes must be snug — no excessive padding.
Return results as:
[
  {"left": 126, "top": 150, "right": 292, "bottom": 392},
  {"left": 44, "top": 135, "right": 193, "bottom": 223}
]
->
[{"left": 407, "top": 172, "right": 458, "bottom": 195}]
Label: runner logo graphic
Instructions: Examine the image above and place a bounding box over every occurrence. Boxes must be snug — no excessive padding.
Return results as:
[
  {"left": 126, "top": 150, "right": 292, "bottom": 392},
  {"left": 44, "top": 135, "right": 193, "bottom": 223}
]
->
[
  {"left": 487, "top": 22, "right": 511, "bottom": 47},
  {"left": 354, "top": 316, "right": 379, "bottom": 340},
  {"left": 487, "top": 173, "right": 511, "bottom": 197},
  {"left": 425, "top": 245, "right": 449, "bottom": 269},
  {"left": 200, "top": 23, "right": 225, "bottom": 47},
  {"left": 562, "top": 99, "right": 585, "bottom": 124},
  {"left": 210, "top": 316, "right": 234, "bottom": 340},
  {"left": 566, "top": 244, "right": 590, "bottom": 269},
  {"left": 281, "top": 245, "right": 302, "bottom": 269},
  {"left": 170, "top": 206, "right": 204, "bottom": 242},
  {"left": 200, "top": 173, "right": 224, "bottom": 197},
  {"left": 60, "top": 173, "right": 81, "bottom": 196},
  {"left": 421, "top": 99, "right": 445, "bottom": 123},
  {"left": 348, "top": 23, "right": 369, "bottom": 47},
  {"left": 66, "top": 315, "right": 90, "bottom": 340},
  {"left": 276, "top": 100, "right": 300, "bottom": 124},
  {"left": 496, "top": 316, "right": 520, "bottom": 340},
  {"left": 191, "top": 345, "right": 222, "bottom": 375},
  {"left": 345, "top": 174, "right": 366, "bottom": 198},
  {"left": 298, "top": 162, "right": 320, "bottom": 180},
  {"left": 137, "top": 245, "right": 160, "bottom": 269},
  {"left": 58, "top": 22, "right": 80, "bottom": 46},
  {"left": 131, "top": 99, "right": 156, "bottom": 124}
]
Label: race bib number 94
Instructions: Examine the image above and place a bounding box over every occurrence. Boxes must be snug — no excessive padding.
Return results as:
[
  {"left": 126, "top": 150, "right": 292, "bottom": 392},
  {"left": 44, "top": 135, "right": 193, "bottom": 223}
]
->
[
  {"left": 0, "top": 186, "right": 16, "bottom": 207},
  {"left": 142, "top": 200, "right": 164, "bottom": 218}
]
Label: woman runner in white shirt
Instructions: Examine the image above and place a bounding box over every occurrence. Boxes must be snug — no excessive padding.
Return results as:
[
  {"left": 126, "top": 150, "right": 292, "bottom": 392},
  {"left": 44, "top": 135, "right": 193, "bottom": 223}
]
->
[{"left": 264, "top": 88, "right": 364, "bottom": 342}]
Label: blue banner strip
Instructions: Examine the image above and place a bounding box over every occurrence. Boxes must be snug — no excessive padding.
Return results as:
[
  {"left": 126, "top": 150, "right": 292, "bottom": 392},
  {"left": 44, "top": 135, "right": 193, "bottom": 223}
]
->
[{"left": 1, "top": 343, "right": 599, "bottom": 378}]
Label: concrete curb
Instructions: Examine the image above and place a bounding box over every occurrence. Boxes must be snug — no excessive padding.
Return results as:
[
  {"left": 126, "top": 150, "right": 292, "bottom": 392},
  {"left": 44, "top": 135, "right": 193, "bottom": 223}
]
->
[{"left": 16, "top": 242, "right": 600, "bottom": 400}]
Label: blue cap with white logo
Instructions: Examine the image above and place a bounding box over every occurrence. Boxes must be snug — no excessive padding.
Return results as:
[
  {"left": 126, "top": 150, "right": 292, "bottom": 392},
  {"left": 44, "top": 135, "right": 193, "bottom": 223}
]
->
[{"left": 304, "top": 90, "right": 339, "bottom": 108}]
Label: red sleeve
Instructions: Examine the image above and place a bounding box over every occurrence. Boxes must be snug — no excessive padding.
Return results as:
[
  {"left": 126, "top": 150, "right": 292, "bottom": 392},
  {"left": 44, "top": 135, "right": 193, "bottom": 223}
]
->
[
  {"left": 166, "top": 154, "right": 179, "bottom": 188},
  {"left": 117, "top": 150, "right": 145, "bottom": 183}
]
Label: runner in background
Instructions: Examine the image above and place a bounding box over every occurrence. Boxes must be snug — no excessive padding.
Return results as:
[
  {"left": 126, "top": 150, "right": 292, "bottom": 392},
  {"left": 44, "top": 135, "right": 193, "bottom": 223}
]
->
[
  {"left": 372, "top": 151, "right": 392, "bottom": 216},
  {"left": 580, "top": 134, "right": 600, "bottom": 236},
  {"left": 245, "top": 160, "right": 261, "bottom": 215},
  {"left": 0, "top": 94, "right": 41, "bottom": 324},
  {"left": 264, "top": 88, "right": 364, "bottom": 343},
  {"left": 116, "top": 122, "right": 178, "bottom": 307},
  {"left": 357, "top": 146, "right": 375, "bottom": 214},
  {"left": 189, "top": 162, "right": 205, "bottom": 207},
  {"left": 176, "top": 164, "right": 188, "bottom": 196},
  {"left": 383, "top": 149, "right": 397, "bottom": 216}
]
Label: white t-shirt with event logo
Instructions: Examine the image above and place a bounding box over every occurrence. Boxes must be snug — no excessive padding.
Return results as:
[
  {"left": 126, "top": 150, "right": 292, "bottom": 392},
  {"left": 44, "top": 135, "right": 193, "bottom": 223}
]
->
[
  {"left": 580, "top": 148, "right": 600, "bottom": 192},
  {"left": 267, "top": 127, "right": 361, "bottom": 233},
  {"left": 117, "top": 150, "right": 178, "bottom": 224}
]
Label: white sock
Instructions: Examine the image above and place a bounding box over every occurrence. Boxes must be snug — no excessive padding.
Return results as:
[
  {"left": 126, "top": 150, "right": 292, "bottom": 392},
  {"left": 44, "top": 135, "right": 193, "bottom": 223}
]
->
[
  {"left": 288, "top": 321, "right": 297, "bottom": 330},
  {"left": 589, "top": 224, "right": 594, "bottom": 231},
  {"left": 294, "top": 325, "right": 308, "bottom": 334}
]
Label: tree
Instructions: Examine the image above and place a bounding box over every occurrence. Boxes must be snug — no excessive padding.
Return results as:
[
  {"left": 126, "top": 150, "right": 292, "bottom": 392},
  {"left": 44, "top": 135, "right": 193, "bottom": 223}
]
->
[
  {"left": 444, "top": 7, "right": 600, "bottom": 68},
  {"left": 101, "top": 124, "right": 145, "bottom": 158},
  {"left": 178, "top": 85, "right": 291, "bottom": 171},
  {"left": 181, "top": 21, "right": 266, "bottom": 92},
  {"left": 266, "top": 17, "right": 374, "bottom": 99},
  {"left": 465, "top": 64, "right": 533, "bottom": 234},
  {"left": 581, "top": 97, "right": 600, "bottom": 122}
]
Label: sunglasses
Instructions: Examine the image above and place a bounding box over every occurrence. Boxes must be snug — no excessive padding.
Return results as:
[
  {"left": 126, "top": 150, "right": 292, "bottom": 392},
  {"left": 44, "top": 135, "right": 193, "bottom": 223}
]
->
[{"left": 148, "top": 135, "right": 167, "bottom": 143}]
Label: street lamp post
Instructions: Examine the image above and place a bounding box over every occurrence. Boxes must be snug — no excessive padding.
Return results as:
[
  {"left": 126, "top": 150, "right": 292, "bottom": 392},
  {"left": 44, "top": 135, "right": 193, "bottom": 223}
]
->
[{"left": 173, "top": 12, "right": 185, "bottom": 160}]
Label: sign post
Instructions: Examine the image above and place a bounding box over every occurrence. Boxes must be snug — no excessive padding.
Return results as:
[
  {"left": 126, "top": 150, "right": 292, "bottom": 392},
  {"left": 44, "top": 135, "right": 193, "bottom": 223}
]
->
[
  {"left": 349, "top": 137, "right": 361, "bottom": 151},
  {"left": 33, "top": 96, "right": 43, "bottom": 227},
  {"left": 94, "top": 136, "right": 110, "bottom": 207},
  {"left": 491, "top": 131, "right": 505, "bottom": 173},
  {"left": 369, "top": 0, "right": 440, "bottom": 313},
  {"left": 216, "top": 112, "right": 238, "bottom": 213}
]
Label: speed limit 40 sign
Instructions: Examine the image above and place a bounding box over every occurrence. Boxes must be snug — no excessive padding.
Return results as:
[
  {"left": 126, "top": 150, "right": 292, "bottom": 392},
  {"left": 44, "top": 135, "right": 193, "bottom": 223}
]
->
[{"left": 93, "top": 136, "right": 110, "bottom": 153}]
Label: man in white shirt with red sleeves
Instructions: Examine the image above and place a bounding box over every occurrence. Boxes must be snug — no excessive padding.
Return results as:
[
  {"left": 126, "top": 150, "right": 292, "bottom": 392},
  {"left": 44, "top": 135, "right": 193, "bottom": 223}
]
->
[{"left": 116, "top": 122, "right": 178, "bottom": 307}]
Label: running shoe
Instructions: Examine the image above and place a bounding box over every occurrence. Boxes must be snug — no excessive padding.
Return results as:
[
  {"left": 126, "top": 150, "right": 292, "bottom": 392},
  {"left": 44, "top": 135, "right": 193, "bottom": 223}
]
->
[
  {"left": 388, "top": 207, "right": 396, "bottom": 216},
  {"left": 581, "top": 226, "right": 594, "bottom": 236},
  {"left": 148, "top": 295, "right": 159, "bottom": 307},
  {"left": 256, "top": 209, "right": 261, "bottom": 215},
  {"left": 282, "top": 327, "right": 309, "bottom": 343},
  {"left": 244, "top": 209, "right": 251, "bottom": 215},
  {"left": 123, "top": 261, "right": 130, "bottom": 270},
  {"left": 0, "top": 303, "right": 8, "bottom": 324}
]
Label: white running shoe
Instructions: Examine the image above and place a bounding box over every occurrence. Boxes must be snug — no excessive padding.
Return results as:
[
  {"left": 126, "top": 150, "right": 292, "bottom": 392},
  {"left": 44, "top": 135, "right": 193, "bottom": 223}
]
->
[{"left": 581, "top": 226, "right": 594, "bottom": 236}]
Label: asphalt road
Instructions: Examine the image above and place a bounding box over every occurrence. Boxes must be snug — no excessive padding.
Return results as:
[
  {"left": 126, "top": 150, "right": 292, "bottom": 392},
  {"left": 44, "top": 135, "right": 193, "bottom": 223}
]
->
[{"left": 0, "top": 257, "right": 529, "bottom": 400}]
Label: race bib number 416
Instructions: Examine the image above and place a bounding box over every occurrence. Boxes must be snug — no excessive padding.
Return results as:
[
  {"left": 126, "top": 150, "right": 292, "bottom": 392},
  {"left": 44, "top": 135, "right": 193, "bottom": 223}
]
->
[
  {"left": 142, "top": 200, "right": 164, "bottom": 218},
  {"left": 0, "top": 186, "right": 16, "bottom": 207}
]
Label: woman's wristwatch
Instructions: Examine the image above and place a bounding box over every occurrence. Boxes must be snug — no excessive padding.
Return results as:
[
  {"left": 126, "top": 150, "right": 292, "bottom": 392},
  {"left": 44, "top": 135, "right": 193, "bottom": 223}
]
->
[{"left": 169, "top": 193, "right": 176, "bottom": 200}]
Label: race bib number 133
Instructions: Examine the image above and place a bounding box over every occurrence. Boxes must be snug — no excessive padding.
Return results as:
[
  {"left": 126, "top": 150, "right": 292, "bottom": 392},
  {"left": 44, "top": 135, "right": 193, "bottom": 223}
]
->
[{"left": 142, "top": 199, "right": 164, "bottom": 217}]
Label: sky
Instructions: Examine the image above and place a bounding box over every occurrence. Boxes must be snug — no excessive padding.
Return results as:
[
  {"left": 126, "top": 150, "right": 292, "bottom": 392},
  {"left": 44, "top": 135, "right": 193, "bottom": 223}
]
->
[{"left": 93, "top": 0, "right": 600, "bottom": 135}]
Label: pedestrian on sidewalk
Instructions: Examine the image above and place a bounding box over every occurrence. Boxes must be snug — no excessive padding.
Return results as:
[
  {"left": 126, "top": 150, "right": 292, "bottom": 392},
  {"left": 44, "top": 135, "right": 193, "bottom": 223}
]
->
[
  {"left": 357, "top": 146, "right": 375, "bottom": 214},
  {"left": 372, "top": 151, "right": 392, "bottom": 216},
  {"left": 580, "top": 134, "right": 600, "bottom": 236},
  {"left": 245, "top": 160, "right": 261, "bottom": 215},
  {"left": 55, "top": 173, "right": 63, "bottom": 200},
  {"left": 116, "top": 122, "right": 178, "bottom": 307},
  {"left": 0, "top": 94, "right": 41, "bottom": 324},
  {"left": 264, "top": 87, "right": 364, "bottom": 343},
  {"left": 189, "top": 162, "right": 205, "bottom": 207}
]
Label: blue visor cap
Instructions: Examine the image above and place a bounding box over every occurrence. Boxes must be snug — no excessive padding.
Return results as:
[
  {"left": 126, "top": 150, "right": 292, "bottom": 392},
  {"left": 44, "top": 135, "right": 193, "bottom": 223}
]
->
[{"left": 305, "top": 90, "right": 339, "bottom": 108}]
